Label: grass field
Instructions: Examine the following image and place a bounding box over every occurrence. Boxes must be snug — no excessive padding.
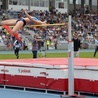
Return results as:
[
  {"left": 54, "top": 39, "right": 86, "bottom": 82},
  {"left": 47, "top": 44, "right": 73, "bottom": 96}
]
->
[{"left": 0, "top": 51, "right": 97, "bottom": 60}]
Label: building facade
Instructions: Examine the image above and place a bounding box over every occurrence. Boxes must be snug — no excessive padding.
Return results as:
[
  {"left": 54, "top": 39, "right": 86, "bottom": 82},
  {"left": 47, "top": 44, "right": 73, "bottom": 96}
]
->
[
  {"left": 70, "top": 0, "right": 97, "bottom": 5},
  {"left": 0, "top": 0, "right": 2, "bottom": 9},
  {"left": 1, "top": 0, "right": 69, "bottom": 13},
  {"left": 1, "top": 0, "right": 98, "bottom": 13},
  {"left": 8, "top": 0, "right": 49, "bottom": 11}
]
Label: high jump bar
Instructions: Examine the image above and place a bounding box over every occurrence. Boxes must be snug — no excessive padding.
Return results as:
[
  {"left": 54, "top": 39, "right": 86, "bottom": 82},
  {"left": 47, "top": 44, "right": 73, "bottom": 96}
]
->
[
  {"left": 1, "top": 23, "right": 67, "bottom": 28},
  {"left": 30, "top": 23, "right": 67, "bottom": 27}
]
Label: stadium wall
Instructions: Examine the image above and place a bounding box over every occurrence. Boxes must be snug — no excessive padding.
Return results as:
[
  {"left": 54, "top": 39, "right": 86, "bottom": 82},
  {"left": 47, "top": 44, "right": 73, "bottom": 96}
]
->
[
  {"left": 9, "top": 5, "right": 49, "bottom": 11},
  {"left": 69, "top": 4, "right": 97, "bottom": 11}
]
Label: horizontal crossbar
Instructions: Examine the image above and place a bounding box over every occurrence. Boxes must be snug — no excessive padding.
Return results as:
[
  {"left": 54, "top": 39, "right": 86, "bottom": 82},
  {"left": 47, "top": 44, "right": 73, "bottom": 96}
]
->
[{"left": 1, "top": 23, "right": 67, "bottom": 28}]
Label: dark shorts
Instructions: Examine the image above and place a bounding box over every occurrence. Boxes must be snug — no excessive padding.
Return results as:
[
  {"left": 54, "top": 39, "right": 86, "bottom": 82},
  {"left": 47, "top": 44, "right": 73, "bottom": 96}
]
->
[{"left": 16, "top": 18, "right": 26, "bottom": 27}]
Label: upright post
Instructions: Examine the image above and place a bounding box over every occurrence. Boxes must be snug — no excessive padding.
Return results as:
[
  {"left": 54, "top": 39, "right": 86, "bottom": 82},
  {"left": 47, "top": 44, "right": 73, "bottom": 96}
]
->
[
  {"left": 28, "top": 0, "right": 31, "bottom": 11},
  {"left": 2, "top": 0, "right": 8, "bottom": 10},
  {"left": 68, "top": 15, "right": 74, "bottom": 95}
]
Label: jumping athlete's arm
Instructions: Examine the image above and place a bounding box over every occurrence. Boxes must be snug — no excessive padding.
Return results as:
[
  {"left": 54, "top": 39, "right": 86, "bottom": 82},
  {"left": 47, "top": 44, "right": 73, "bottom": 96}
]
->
[{"left": 23, "top": 9, "right": 46, "bottom": 25}]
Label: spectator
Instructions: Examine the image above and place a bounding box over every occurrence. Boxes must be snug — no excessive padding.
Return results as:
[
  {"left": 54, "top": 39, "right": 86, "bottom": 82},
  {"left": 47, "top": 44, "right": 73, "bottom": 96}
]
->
[
  {"left": 32, "top": 34, "right": 43, "bottom": 58},
  {"left": 72, "top": 32, "right": 81, "bottom": 58},
  {"left": 93, "top": 36, "right": 98, "bottom": 57},
  {"left": 46, "top": 38, "right": 50, "bottom": 50},
  {"left": 23, "top": 40, "right": 27, "bottom": 50},
  {"left": 13, "top": 40, "right": 21, "bottom": 59},
  {"left": 53, "top": 35, "right": 58, "bottom": 50}
]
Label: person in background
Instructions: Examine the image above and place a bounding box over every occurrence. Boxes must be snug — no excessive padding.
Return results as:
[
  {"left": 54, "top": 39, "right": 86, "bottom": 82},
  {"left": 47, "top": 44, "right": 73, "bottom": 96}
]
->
[
  {"left": 23, "top": 40, "right": 28, "bottom": 50},
  {"left": 13, "top": 40, "right": 21, "bottom": 59},
  {"left": 53, "top": 35, "right": 58, "bottom": 50},
  {"left": 46, "top": 38, "right": 50, "bottom": 50},
  {"left": 32, "top": 34, "right": 43, "bottom": 58},
  {"left": 93, "top": 36, "right": 98, "bottom": 57},
  {"left": 72, "top": 32, "right": 81, "bottom": 58}
]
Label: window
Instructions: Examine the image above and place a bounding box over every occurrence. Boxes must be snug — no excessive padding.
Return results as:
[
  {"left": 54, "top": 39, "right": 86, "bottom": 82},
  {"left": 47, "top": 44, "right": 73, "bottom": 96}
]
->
[
  {"left": 13, "top": 0, "right": 18, "bottom": 5},
  {"left": 56, "top": 0, "right": 61, "bottom": 1},
  {"left": 9, "top": 0, "right": 18, "bottom": 5},
  {"left": 45, "top": 0, "right": 49, "bottom": 7},
  {"left": 9, "top": 0, "right": 13, "bottom": 4},
  {"left": 40, "top": 0, "right": 45, "bottom": 7},
  {"left": 9, "top": 0, "right": 28, "bottom": 6},
  {"left": 56, "top": 0, "right": 66, "bottom": 2},
  {"left": 76, "top": 0, "right": 81, "bottom": 4},
  {"left": 18, "top": 0, "right": 28, "bottom": 5},
  {"left": 31, "top": 0, "right": 34, "bottom": 6},
  {"left": 59, "top": 2, "right": 64, "bottom": 8},
  {"left": 69, "top": 0, "right": 81, "bottom": 4},
  {"left": 69, "top": 0, "right": 73, "bottom": 4},
  {"left": 40, "top": 0, "right": 49, "bottom": 7},
  {"left": 40, "top": 0, "right": 44, "bottom": 7},
  {"left": 33, "top": 0, "right": 39, "bottom": 6}
]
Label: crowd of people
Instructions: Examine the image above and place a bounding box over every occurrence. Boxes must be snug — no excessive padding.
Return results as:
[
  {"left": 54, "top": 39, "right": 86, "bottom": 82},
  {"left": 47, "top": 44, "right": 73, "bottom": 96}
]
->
[
  {"left": 26, "top": 7, "right": 97, "bottom": 50},
  {"left": 0, "top": 7, "right": 98, "bottom": 58}
]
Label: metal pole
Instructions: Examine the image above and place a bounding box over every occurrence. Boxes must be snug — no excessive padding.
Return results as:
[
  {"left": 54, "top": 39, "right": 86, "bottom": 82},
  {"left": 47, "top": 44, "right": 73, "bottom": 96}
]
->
[
  {"left": 73, "top": 0, "right": 76, "bottom": 13},
  {"left": 28, "top": 0, "right": 31, "bottom": 11},
  {"left": 68, "top": 15, "right": 74, "bottom": 95},
  {"left": 89, "top": 0, "right": 92, "bottom": 11},
  {"left": 81, "top": 0, "right": 85, "bottom": 14},
  {"left": 2, "top": 0, "right": 8, "bottom": 10},
  {"left": 67, "top": 0, "right": 69, "bottom": 14},
  {"left": 97, "top": 0, "right": 98, "bottom": 15}
]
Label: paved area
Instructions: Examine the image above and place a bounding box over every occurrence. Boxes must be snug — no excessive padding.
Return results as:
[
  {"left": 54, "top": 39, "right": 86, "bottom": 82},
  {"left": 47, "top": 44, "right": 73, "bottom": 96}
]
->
[{"left": 0, "top": 88, "right": 97, "bottom": 98}]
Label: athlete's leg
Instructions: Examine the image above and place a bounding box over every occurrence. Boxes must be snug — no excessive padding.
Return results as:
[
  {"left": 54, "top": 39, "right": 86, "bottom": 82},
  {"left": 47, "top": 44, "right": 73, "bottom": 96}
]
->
[
  {"left": 2, "top": 25, "right": 14, "bottom": 36},
  {"left": 12, "top": 21, "right": 23, "bottom": 33},
  {"left": 12, "top": 21, "right": 24, "bottom": 41},
  {"left": 3, "top": 21, "right": 24, "bottom": 41},
  {"left": 1, "top": 19, "right": 17, "bottom": 26}
]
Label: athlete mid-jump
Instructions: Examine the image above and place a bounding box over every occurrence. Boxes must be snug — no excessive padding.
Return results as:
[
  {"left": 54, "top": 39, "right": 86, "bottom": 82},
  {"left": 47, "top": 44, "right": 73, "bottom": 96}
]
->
[{"left": 0, "top": 9, "right": 46, "bottom": 41}]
